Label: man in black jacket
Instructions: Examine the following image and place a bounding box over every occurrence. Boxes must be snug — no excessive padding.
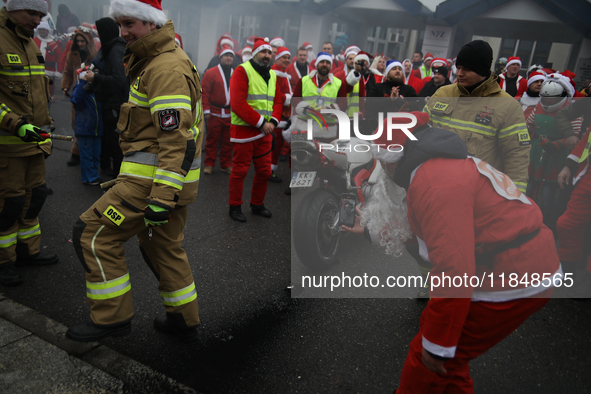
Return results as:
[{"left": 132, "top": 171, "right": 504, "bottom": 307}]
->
[
  {"left": 418, "top": 58, "right": 451, "bottom": 100},
  {"left": 83, "top": 17, "right": 129, "bottom": 178}
]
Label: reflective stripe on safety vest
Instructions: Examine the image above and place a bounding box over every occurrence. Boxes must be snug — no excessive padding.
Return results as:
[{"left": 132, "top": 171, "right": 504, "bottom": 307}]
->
[
  {"left": 300, "top": 75, "right": 342, "bottom": 124},
  {"left": 0, "top": 104, "right": 9, "bottom": 124},
  {"left": 160, "top": 282, "right": 197, "bottom": 307},
  {"left": 231, "top": 61, "right": 277, "bottom": 126},
  {"left": 17, "top": 224, "right": 40, "bottom": 240},
  {"left": 0, "top": 232, "right": 17, "bottom": 248},
  {"left": 0, "top": 65, "right": 45, "bottom": 77},
  {"left": 87, "top": 273, "right": 131, "bottom": 300},
  {"left": 579, "top": 132, "right": 591, "bottom": 163},
  {"left": 149, "top": 95, "right": 192, "bottom": 115},
  {"left": 347, "top": 83, "right": 360, "bottom": 117},
  {"left": 120, "top": 152, "right": 201, "bottom": 184}
]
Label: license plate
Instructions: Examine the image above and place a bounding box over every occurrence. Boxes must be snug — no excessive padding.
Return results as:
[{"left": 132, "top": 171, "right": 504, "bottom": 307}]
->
[{"left": 290, "top": 171, "right": 316, "bottom": 188}]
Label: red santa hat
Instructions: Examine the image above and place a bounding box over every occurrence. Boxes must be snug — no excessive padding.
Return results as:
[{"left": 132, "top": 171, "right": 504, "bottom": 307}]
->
[
  {"left": 354, "top": 51, "right": 371, "bottom": 64},
  {"left": 252, "top": 37, "right": 272, "bottom": 57},
  {"left": 371, "top": 112, "right": 430, "bottom": 163},
  {"left": 109, "top": 0, "right": 168, "bottom": 26},
  {"left": 270, "top": 37, "right": 285, "bottom": 47},
  {"left": 275, "top": 46, "right": 290, "bottom": 60},
  {"left": 219, "top": 45, "right": 234, "bottom": 57},
  {"left": 174, "top": 33, "right": 183, "bottom": 49},
  {"left": 242, "top": 46, "right": 252, "bottom": 54},
  {"left": 345, "top": 45, "right": 360, "bottom": 57},
  {"left": 506, "top": 56, "right": 522, "bottom": 68},
  {"left": 527, "top": 71, "right": 545, "bottom": 87},
  {"left": 303, "top": 42, "right": 313, "bottom": 50},
  {"left": 423, "top": 52, "right": 434, "bottom": 62}
]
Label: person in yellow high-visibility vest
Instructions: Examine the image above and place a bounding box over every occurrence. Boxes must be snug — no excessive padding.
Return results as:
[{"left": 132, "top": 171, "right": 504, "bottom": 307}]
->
[
  {"left": 229, "top": 37, "right": 284, "bottom": 222},
  {"left": 292, "top": 52, "right": 348, "bottom": 142}
]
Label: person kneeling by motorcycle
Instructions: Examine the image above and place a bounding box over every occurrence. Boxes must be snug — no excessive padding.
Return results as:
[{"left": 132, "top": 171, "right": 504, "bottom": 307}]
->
[{"left": 342, "top": 112, "right": 561, "bottom": 393}]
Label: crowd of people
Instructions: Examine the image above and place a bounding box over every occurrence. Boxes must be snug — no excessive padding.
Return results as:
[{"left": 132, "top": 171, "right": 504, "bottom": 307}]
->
[{"left": 1, "top": 0, "right": 590, "bottom": 392}]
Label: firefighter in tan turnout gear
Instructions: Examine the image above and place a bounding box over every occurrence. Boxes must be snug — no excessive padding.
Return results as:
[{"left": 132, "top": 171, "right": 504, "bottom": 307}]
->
[
  {"left": 0, "top": 0, "right": 60, "bottom": 287},
  {"left": 67, "top": 0, "right": 204, "bottom": 343}
]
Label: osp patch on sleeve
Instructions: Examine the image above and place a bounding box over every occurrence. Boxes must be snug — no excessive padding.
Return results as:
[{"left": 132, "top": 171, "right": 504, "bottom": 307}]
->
[
  {"left": 518, "top": 131, "right": 531, "bottom": 146},
  {"left": 159, "top": 109, "right": 180, "bottom": 131}
]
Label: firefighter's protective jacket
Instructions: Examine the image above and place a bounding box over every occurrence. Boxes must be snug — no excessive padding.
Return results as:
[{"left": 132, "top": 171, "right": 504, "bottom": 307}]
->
[
  {"left": 117, "top": 21, "right": 203, "bottom": 210},
  {"left": 0, "top": 7, "right": 52, "bottom": 157},
  {"left": 424, "top": 72, "right": 530, "bottom": 192}
]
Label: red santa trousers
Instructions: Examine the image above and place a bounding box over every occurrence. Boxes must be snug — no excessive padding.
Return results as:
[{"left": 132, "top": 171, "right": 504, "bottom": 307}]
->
[
  {"left": 229, "top": 134, "right": 272, "bottom": 206},
  {"left": 397, "top": 290, "right": 551, "bottom": 394},
  {"left": 205, "top": 116, "right": 233, "bottom": 168},
  {"left": 557, "top": 170, "right": 591, "bottom": 271}
]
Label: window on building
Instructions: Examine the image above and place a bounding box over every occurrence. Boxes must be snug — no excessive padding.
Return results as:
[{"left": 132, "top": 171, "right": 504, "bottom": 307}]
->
[{"left": 228, "top": 15, "right": 261, "bottom": 45}]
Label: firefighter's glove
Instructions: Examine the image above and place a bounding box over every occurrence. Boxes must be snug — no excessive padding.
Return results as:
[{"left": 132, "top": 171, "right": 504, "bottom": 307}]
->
[
  {"left": 17, "top": 124, "right": 46, "bottom": 143},
  {"left": 144, "top": 205, "right": 171, "bottom": 227}
]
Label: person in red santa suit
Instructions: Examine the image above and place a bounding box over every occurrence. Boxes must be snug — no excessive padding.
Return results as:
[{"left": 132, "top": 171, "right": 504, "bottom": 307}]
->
[
  {"left": 206, "top": 33, "right": 241, "bottom": 71},
  {"left": 518, "top": 71, "right": 545, "bottom": 119},
  {"left": 499, "top": 56, "right": 527, "bottom": 97},
  {"left": 269, "top": 36, "right": 285, "bottom": 61},
  {"left": 34, "top": 21, "right": 62, "bottom": 100},
  {"left": 286, "top": 46, "right": 309, "bottom": 92},
  {"left": 556, "top": 97, "right": 591, "bottom": 297},
  {"left": 333, "top": 45, "right": 360, "bottom": 81},
  {"left": 525, "top": 74, "right": 581, "bottom": 232},
  {"left": 402, "top": 59, "right": 424, "bottom": 95},
  {"left": 269, "top": 46, "right": 293, "bottom": 184},
  {"left": 412, "top": 52, "right": 433, "bottom": 79},
  {"left": 202, "top": 46, "right": 234, "bottom": 175},
  {"left": 229, "top": 37, "right": 283, "bottom": 222},
  {"left": 343, "top": 112, "right": 560, "bottom": 393}
]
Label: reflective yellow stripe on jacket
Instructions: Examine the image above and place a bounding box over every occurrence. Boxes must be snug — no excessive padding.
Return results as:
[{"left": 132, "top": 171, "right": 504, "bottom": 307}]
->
[
  {"left": 119, "top": 152, "right": 201, "bottom": 184},
  {"left": 0, "top": 65, "right": 45, "bottom": 77},
  {"left": 231, "top": 61, "right": 277, "bottom": 126},
  {"left": 424, "top": 105, "right": 528, "bottom": 139},
  {"left": 579, "top": 132, "right": 591, "bottom": 164}
]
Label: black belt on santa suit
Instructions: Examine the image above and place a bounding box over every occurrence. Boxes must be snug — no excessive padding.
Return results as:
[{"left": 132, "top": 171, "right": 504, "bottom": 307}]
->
[{"left": 475, "top": 227, "right": 541, "bottom": 270}]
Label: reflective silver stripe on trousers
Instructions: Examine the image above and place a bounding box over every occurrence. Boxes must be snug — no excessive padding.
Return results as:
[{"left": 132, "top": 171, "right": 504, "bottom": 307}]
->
[
  {"left": 87, "top": 279, "right": 131, "bottom": 295},
  {"left": 162, "top": 288, "right": 197, "bottom": 304}
]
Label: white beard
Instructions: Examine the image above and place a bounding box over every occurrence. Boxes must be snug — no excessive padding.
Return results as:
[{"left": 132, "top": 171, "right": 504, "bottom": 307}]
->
[{"left": 361, "top": 170, "right": 413, "bottom": 256}]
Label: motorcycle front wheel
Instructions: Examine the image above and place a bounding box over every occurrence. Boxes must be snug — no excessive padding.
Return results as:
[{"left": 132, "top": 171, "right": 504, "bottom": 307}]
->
[{"left": 293, "top": 189, "right": 341, "bottom": 270}]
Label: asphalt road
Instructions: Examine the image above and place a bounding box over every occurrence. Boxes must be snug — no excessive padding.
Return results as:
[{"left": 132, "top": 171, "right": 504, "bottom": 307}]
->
[{"left": 1, "top": 93, "right": 590, "bottom": 393}]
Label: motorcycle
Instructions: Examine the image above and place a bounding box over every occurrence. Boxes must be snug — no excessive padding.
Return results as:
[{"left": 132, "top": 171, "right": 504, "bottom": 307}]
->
[{"left": 290, "top": 131, "right": 383, "bottom": 270}]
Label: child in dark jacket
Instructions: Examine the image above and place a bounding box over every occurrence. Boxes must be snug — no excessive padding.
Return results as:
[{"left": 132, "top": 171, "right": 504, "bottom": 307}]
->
[{"left": 71, "top": 69, "right": 103, "bottom": 185}]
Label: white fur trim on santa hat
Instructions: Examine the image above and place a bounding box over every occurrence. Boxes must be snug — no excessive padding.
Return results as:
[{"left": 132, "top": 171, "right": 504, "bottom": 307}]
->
[
  {"left": 276, "top": 49, "right": 291, "bottom": 59},
  {"left": 109, "top": 0, "right": 168, "bottom": 27},
  {"left": 385, "top": 61, "right": 403, "bottom": 78},
  {"left": 316, "top": 52, "right": 333, "bottom": 66},
  {"left": 345, "top": 46, "right": 360, "bottom": 57},
  {"left": 371, "top": 143, "right": 404, "bottom": 163},
  {"left": 506, "top": 58, "right": 522, "bottom": 68},
  {"left": 220, "top": 38, "right": 234, "bottom": 48},
  {"left": 37, "top": 21, "right": 50, "bottom": 31},
  {"left": 220, "top": 48, "right": 235, "bottom": 57},
  {"left": 252, "top": 38, "right": 272, "bottom": 57},
  {"left": 242, "top": 46, "right": 252, "bottom": 54},
  {"left": 354, "top": 53, "right": 370, "bottom": 64},
  {"left": 270, "top": 37, "right": 285, "bottom": 47},
  {"left": 527, "top": 73, "right": 545, "bottom": 87},
  {"left": 6, "top": 0, "right": 48, "bottom": 14}
]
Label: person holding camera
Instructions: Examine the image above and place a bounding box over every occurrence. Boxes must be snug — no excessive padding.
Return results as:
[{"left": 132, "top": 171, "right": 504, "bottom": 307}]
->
[{"left": 81, "top": 17, "right": 128, "bottom": 178}]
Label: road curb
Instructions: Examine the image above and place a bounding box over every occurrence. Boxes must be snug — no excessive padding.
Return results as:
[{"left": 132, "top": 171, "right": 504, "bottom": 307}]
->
[{"left": 0, "top": 296, "right": 198, "bottom": 394}]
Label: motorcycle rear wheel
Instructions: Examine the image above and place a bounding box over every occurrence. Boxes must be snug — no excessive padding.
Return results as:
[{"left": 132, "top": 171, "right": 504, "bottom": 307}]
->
[{"left": 294, "top": 190, "right": 341, "bottom": 270}]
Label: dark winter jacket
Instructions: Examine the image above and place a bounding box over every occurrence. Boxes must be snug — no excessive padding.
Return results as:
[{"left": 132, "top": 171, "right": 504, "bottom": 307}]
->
[
  {"left": 418, "top": 78, "right": 451, "bottom": 97},
  {"left": 91, "top": 37, "right": 129, "bottom": 111},
  {"left": 71, "top": 79, "right": 103, "bottom": 137}
]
